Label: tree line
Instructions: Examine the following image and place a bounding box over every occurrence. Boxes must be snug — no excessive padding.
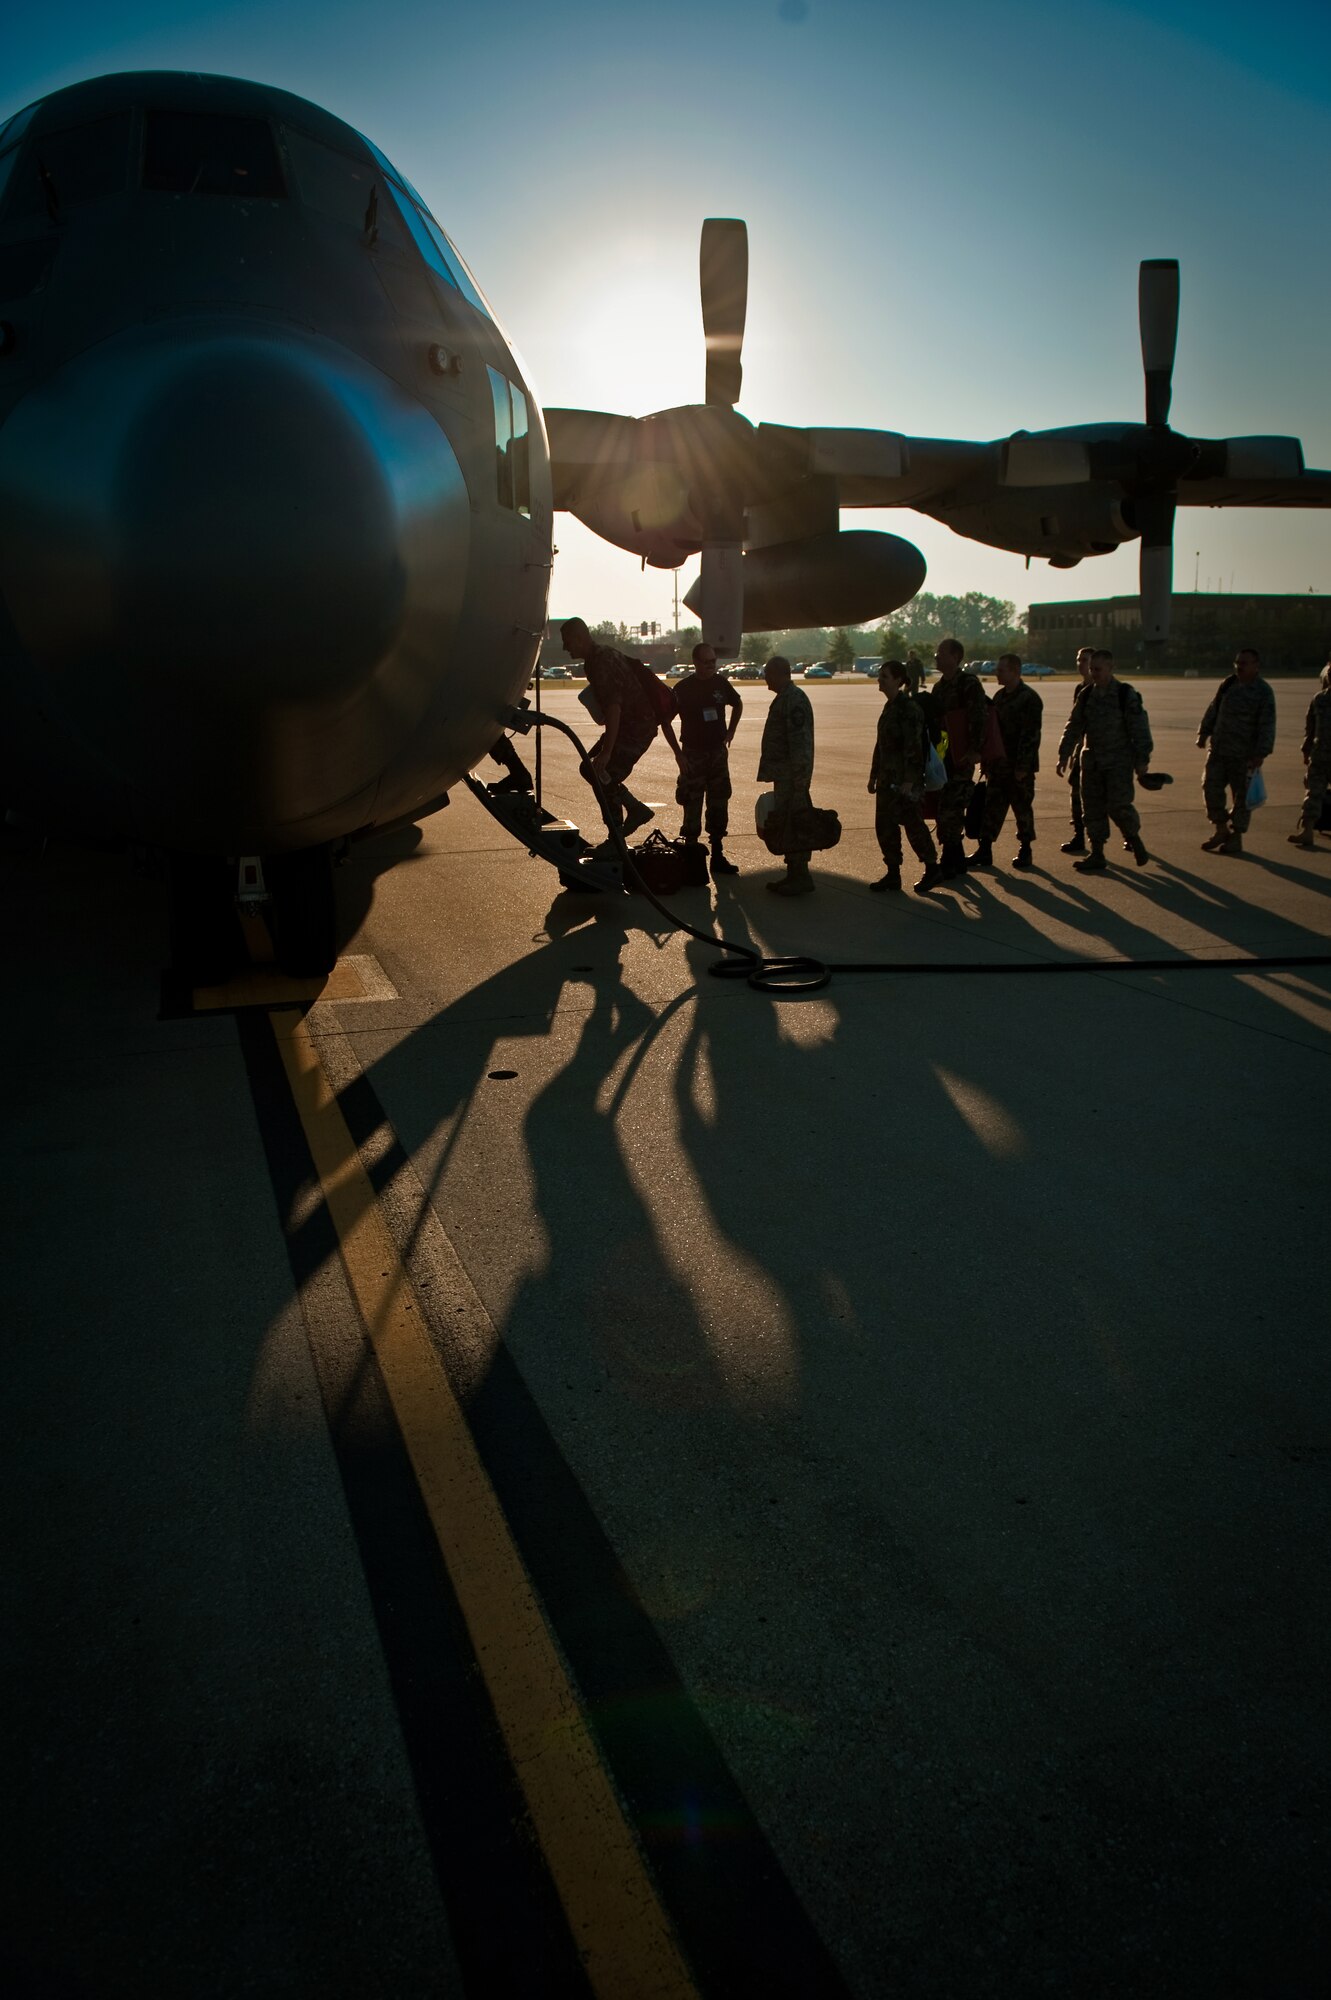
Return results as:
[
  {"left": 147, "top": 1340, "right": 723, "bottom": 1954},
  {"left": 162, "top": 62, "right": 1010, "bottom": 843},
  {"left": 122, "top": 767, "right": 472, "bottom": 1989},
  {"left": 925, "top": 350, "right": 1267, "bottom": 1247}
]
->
[{"left": 591, "top": 594, "right": 1027, "bottom": 665}]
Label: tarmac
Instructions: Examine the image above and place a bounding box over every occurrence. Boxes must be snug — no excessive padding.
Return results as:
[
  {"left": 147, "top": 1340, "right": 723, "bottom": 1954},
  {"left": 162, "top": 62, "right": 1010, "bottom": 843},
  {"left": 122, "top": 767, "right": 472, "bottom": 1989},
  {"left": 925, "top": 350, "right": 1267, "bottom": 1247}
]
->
[{"left": 4, "top": 678, "right": 1330, "bottom": 1997}]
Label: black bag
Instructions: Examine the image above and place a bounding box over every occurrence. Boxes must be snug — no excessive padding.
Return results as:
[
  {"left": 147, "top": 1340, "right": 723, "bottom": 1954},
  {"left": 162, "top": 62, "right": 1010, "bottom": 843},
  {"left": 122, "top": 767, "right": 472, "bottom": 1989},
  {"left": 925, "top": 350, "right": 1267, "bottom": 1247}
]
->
[
  {"left": 964, "top": 781, "right": 988, "bottom": 839},
  {"left": 760, "top": 802, "right": 842, "bottom": 855},
  {"left": 629, "top": 829, "right": 707, "bottom": 894}
]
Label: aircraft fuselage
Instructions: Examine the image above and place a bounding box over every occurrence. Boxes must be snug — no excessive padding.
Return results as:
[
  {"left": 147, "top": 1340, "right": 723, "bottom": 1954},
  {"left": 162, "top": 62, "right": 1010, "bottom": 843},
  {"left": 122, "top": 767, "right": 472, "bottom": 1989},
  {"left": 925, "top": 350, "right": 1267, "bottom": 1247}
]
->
[{"left": 0, "top": 71, "right": 551, "bottom": 854}]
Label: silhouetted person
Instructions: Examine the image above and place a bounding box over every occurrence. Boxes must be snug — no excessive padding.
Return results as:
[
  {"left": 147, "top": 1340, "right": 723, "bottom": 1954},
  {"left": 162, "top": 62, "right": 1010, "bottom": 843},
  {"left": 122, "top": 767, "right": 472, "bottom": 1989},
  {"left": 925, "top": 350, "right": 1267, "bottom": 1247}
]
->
[
  {"left": 1056, "top": 650, "right": 1153, "bottom": 872},
  {"left": 758, "top": 656, "right": 815, "bottom": 896},
  {"left": 1290, "top": 659, "right": 1331, "bottom": 850},
  {"left": 672, "top": 641, "right": 742, "bottom": 876},
  {"left": 1197, "top": 647, "right": 1275, "bottom": 856},
  {"left": 968, "top": 653, "right": 1042, "bottom": 871},
  {"left": 1061, "top": 646, "right": 1094, "bottom": 853},
  {"left": 560, "top": 617, "right": 661, "bottom": 855},
  {"left": 868, "top": 659, "right": 941, "bottom": 894}
]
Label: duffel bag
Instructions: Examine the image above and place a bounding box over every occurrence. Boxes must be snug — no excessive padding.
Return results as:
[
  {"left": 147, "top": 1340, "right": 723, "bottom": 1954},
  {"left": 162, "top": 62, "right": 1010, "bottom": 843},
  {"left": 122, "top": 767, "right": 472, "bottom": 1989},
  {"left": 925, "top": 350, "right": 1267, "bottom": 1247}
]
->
[
  {"left": 761, "top": 802, "right": 842, "bottom": 855},
  {"left": 629, "top": 829, "right": 706, "bottom": 893}
]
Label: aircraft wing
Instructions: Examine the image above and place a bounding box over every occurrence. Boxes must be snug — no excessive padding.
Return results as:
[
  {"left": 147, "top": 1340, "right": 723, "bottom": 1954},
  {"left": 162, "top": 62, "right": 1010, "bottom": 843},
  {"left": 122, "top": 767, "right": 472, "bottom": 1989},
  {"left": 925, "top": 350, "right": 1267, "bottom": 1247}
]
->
[{"left": 1177, "top": 468, "right": 1331, "bottom": 509}]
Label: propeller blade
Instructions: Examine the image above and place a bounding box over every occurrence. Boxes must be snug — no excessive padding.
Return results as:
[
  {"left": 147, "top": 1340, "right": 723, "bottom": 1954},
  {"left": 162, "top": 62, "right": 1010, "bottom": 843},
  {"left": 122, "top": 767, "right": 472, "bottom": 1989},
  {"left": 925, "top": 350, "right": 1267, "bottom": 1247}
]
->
[
  {"left": 700, "top": 219, "right": 748, "bottom": 407},
  {"left": 1139, "top": 259, "right": 1179, "bottom": 428},
  {"left": 694, "top": 540, "right": 744, "bottom": 657},
  {"left": 1137, "top": 494, "right": 1176, "bottom": 644}
]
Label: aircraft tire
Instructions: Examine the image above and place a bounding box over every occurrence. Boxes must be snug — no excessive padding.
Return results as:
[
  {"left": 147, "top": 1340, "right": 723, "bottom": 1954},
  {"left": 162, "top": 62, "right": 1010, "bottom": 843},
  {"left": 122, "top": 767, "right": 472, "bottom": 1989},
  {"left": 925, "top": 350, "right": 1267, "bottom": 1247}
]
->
[{"left": 268, "top": 844, "right": 338, "bottom": 976}]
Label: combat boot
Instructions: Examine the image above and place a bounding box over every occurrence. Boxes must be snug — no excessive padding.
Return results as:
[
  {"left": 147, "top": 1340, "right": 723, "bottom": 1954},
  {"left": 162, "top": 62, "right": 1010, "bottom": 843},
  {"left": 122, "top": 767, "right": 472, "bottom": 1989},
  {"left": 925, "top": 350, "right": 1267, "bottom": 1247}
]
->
[
  {"left": 766, "top": 858, "right": 815, "bottom": 897},
  {"left": 709, "top": 842, "right": 739, "bottom": 876},
  {"left": 871, "top": 868, "right": 903, "bottom": 893},
  {"left": 967, "top": 837, "right": 994, "bottom": 869},
  {"left": 1060, "top": 834, "right": 1086, "bottom": 854},
  {"left": 1221, "top": 832, "right": 1243, "bottom": 856},
  {"left": 1073, "top": 843, "right": 1107, "bottom": 873},
  {"left": 938, "top": 840, "right": 966, "bottom": 880},
  {"left": 1129, "top": 834, "right": 1149, "bottom": 866},
  {"left": 1012, "top": 842, "right": 1034, "bottom": 871},
  {"left": 1201, "top": 827, "right": 1230, "bottom": 852},
  {"left": 913, "top": 863, "right": 943, "bottom": 895},
  {"left": 622, "top": 797, "right": 654, "bottom": 836},
  {"left": 1289, "top": 824, "right": 1315, "bottom": 849}
]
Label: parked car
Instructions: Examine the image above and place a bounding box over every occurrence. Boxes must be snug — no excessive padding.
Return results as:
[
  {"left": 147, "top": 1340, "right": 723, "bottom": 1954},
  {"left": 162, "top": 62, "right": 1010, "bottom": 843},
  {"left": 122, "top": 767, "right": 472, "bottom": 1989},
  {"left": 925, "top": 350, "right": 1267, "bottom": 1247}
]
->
[
  {"left": 803, "top": 662, "right": 836, "bottom": 679},
  {"left": 1020, "top": 661, "right": 1055, "bottom": 677},
  {"left": 968, "top": 658, "right": 997, "bottom": 677},
  {"left": 729, "top": 662, "right": 764, "bottom": 680},
  {"left": 540, "top": 663, "right": 572, "bottom": 679},
  {"left": 853, "top": 656, "right": 881, "bottom": 675}
]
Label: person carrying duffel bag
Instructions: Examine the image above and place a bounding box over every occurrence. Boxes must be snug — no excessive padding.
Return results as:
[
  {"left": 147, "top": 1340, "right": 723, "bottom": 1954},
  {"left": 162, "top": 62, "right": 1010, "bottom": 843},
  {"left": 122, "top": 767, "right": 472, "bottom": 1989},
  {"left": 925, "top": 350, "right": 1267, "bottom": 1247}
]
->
[{"left": 756, "top": 655, "right": 838, "bottom": 895}]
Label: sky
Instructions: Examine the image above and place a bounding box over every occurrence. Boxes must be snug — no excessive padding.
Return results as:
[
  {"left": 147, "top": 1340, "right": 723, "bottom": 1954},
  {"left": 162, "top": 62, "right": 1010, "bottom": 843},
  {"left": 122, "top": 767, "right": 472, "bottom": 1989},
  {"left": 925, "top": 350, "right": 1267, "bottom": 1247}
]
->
[{"left": 4, "top": 0, "right": 1329, "bottom": 629}]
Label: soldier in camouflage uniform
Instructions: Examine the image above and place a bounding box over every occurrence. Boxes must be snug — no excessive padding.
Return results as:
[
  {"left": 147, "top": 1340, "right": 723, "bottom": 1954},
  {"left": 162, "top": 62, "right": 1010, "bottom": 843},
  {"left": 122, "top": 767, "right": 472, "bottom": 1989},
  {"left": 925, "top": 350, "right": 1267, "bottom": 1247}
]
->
[
  {"left": 671, "top": 641, "right": 743, "bottom": 876},
  {"left": 1056, "top": 649, "right": 1154, "bottom": 872},
  {"left": 868, "top": 660, "right": 941, "bottom": 895},
  {"left": 922, "top": 636, "right": 989, "bottom": 878},
  {"left": 561, "top": 616, "right": 660, "bottom": 854},
  {"left": 1197, "top": 647, "right": 1276, "bottom": 856},
  {"left": 758, "top": 656, "right": 816, "bottom": 895},
  {"left": 1061, "top": 648, "right": 1094, "bottom": 853},
  {"left": 968, "top": 653, "right": 1043, "bottom": 872},
  {"left": 1290, "top": 660, "right": 1331, "bottom": 850}
]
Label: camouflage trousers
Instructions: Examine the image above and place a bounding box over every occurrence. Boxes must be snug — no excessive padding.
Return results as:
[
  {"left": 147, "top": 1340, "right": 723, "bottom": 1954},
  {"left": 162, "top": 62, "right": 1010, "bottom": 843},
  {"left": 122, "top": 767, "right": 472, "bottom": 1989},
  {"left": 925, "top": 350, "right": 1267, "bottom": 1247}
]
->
[
  {"left": 1300, "top": 755, "right": 1331, "bottom": 829},
  {"left": 1081, "top": 755, "right": 1140, "bottom": 844},
  {"left": 875, "top": 787, "right": 938, "bottom": 869},
  {"left": 597, "top": 728, "right": 657, "bottom": 830},
  {"left": 676, "top": 747, "right": 732, "bottom": 840},
  {"left": 1203, "top": 751, "right": 1256, "bottom": 834},
  {"left": 768, "top": 774, "right": 812, "bottom": 864},
  {"left": 935, "top": 772, "right": 974, "bottom": 845},
  {"left": 1067, "top": 747, "right": 1084, "bottom": 836},
  {"left": 980, "top": 766, "right": 1036, "bottom": 844}
]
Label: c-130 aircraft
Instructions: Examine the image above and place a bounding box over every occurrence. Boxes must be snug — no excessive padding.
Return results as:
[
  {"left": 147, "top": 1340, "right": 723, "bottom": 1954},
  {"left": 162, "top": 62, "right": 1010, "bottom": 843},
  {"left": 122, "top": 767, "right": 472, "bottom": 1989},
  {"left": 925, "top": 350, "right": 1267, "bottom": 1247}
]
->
[{"left": 1, "top": 72, "right": 1326, "bottom": 971}]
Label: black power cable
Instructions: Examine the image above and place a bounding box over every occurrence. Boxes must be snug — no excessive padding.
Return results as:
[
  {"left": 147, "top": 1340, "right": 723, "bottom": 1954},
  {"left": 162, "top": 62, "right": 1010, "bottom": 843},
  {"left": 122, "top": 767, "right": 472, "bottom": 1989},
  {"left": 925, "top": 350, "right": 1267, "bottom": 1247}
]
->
[{"left": 506, "top": 707, "right": 1331, "bottom": 996}]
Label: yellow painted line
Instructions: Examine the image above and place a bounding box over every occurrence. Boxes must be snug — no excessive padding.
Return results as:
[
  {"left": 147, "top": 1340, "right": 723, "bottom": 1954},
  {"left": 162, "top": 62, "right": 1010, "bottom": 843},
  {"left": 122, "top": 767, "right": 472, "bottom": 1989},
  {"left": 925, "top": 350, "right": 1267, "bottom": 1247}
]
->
[{"left": 271, "top": 1010, "right": 698, "bottom": 2000}]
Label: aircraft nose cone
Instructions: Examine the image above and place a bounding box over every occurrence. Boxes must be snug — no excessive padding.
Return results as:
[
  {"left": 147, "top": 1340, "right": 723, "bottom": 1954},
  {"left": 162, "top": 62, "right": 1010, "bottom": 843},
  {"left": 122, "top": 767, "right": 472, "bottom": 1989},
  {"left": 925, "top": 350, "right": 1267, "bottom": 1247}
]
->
[{"left": 0, "top": 321, "right": 469, "bottom": 840}]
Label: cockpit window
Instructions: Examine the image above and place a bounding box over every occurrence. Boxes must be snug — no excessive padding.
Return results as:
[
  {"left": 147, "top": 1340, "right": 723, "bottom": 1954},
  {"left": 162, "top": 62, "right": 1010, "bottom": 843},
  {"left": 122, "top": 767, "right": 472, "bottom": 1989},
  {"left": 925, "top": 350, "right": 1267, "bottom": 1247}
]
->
[
  {"left": 143, "top": 110, "right": 285, "bottom": 198},
  {"left": 381, "top": 182, "right": 491, "bottom": 318},
  {"left": 2, "top": 112, "right": 133, "bottom": 223},
  {"left": 489, "top": 367, "right": 531, "bottom": 518},
  {"left": 281, "top": 128, "right": 407, "bottom": 248},
  {"left": 0, "top": 103, "right": 41, "bottom": 156}
]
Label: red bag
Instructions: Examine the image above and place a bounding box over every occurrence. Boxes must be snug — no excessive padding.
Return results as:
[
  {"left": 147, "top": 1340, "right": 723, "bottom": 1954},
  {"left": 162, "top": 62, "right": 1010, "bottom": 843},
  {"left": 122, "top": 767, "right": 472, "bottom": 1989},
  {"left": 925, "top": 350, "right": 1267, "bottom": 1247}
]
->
[
  {"left": 979, "top": 700, "right": 1006, "bottom": 771},
  {"left": 627, "top": 656, "right": 678, "bottom": 728}
]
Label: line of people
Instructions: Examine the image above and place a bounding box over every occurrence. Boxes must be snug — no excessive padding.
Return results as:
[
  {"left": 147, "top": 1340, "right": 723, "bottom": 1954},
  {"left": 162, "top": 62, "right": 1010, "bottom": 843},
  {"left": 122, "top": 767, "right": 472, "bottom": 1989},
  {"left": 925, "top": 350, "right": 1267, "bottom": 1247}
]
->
[{"left": 551, "top": 618, "right": 1330, "bottom": 896}]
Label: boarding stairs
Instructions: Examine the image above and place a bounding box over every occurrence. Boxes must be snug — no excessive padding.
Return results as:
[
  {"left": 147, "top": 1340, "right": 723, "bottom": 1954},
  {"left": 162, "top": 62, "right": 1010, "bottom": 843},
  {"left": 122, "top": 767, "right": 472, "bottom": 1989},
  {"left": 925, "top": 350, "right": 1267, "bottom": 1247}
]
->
[{"left": 462, "top": 774, "right": 624, "bottom": 893}]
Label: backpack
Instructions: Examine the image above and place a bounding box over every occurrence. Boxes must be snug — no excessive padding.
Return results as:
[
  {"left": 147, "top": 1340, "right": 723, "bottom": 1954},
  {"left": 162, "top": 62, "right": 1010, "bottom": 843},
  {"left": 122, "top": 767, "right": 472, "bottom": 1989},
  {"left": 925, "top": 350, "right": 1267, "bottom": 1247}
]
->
[{"left": 625, "top": 655, "right": 678, "bottom": 727}]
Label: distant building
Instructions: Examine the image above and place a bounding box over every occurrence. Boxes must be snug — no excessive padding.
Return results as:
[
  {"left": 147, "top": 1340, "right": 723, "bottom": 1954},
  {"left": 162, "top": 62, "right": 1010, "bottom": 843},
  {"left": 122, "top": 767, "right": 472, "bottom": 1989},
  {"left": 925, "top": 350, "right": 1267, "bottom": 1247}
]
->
[{"left": 1026, "top": 592, "right": 1330, "bottom": 673}]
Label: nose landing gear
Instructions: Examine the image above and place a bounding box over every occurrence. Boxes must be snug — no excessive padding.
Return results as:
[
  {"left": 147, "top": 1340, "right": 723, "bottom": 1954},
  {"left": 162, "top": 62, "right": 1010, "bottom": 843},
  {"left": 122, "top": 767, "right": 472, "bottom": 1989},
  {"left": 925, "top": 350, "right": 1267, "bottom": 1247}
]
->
[{"left": 167, "top": 842, "right": 338, "bottom": 984}]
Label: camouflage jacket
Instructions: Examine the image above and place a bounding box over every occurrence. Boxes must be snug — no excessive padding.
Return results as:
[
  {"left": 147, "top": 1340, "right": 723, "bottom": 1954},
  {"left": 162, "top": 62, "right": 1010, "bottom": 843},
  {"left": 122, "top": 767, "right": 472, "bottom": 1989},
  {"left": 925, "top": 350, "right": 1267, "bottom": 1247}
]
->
[
  {"left": 871, "top": 691, "right": 928, "bottom": 791},
  {"left": 583, "top": 643, "right": 658, "bottom": 745},
  {"left": 1059, "top": 679, "right": 1153, "bottom": 767},
  {"left": 1303, "top": 685, "right": 1331, "bottom": 762},
  {"left": 1198, "top": 674, "right": 1276, "bottom": 759},
  {"left": 924, "top": 667, "right": 988, "bottom": 768},
  {"left": 991, "top": 681, "right": 1043, "bottom": 771},
  {"left": 758, "top": 683, "right": 815, "bottom": 787}
]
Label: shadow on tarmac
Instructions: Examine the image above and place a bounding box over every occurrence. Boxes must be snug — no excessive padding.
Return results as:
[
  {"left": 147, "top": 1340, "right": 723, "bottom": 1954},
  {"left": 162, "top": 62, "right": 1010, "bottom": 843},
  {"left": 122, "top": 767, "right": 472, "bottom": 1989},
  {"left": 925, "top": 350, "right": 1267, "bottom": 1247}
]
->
[{"left": 291, "top": 854, "right": 1331, "bottom": 1996}]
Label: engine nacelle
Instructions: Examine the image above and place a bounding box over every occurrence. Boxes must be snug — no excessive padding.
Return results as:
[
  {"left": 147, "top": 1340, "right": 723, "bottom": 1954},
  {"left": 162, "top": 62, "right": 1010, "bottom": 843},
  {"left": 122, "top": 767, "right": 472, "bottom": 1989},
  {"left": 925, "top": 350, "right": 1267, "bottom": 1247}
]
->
[
  {"left": 931, "top": 486, "right": 1134, "bottom": 563},
  {"left": 683, "top": 529, "right": 927, "bottom": 632}
]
